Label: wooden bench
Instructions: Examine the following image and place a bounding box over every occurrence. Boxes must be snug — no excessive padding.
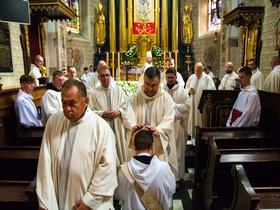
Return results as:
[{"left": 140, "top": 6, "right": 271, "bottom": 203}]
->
[
  {"left": 203, "top": 137, "right": 280, "bottom": 210},
  {"left": 192, "top": 126, "right": 273, "bottom": 209},
  {"left": 229, "top": 164, "right": 280, "bottom": 210},
  {"left": 16, "top": 126, "right": 44, "bottom": 146},
  {"left": 0, "top": 146, "right": 40, "bottom": 210},
  {"left": 0, "top": 85, "right": 45, "bottom": 146}
]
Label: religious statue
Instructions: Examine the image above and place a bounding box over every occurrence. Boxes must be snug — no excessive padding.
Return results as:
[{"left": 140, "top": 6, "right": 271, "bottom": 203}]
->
[
  {"left": 182, "top": 3, "right": 193, "bottom": 45},
  {"left": 39, "top": 65, "right": 47, "bottom": 77},
  {"left": 95, "top": 2, "right": 106, "bottom": 46},
  {"left": 246, "top": 23, "right": 258, "bottom": 61}
]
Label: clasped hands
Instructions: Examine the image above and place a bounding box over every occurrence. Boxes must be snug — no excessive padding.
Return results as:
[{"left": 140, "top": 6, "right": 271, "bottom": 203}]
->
[
  {"left": 132, "top": 123, "right": 159, "bottom": 137},
  {"left": 102, "top": 109, "right": 120, "bottom": 119},
  {"left": 188, "top": 88, "right": 195, "bottom": 95}
]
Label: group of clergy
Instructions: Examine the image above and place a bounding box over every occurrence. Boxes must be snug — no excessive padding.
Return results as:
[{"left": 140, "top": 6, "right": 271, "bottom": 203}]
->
[{"left": 14, "top": 53, "right": 280, "bottom": 210}]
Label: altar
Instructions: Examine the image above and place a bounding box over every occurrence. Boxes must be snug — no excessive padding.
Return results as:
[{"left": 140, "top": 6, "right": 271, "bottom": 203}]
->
[
  {"left": 120, "top": 68, "right": 141, "bottom": 81},
  {"left": 93, "top": 0, "right": 195, "bottom": 80}
]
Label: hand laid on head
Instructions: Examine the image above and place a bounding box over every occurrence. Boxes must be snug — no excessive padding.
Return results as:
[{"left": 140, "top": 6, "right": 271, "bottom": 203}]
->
[
  {"left": 132, "top": 123, "right": 145, "bottom": 133},
  {"left": 145, "top": 125, "right": 160, "bottom": 137}
]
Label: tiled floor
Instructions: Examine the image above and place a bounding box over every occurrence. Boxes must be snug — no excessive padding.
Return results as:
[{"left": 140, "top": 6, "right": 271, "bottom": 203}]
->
[{"left": 173, "top": 170, "right": 194, "bottom": 210}]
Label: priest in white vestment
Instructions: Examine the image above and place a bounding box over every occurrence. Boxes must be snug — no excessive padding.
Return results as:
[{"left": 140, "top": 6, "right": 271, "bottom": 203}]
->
[
  {"left": 227, "top": 66, "right": 261, "bottom": 127},
  {"left": 218, "top": 62, "right": 239, "bottom": 90},
  {"left": 41, "top": 70, "right": 64, "bottom": 125},
  {"left": 29, "top": 55, "right": 43, "bottom": 86},
  {"left": 118, "top": 129, "right": 176, "bottom": 210},
  {"left": 36, "top": 79, "right": 117, "bottom": 210},
  {"left": 161, "top": 57, "right": 185, "bottom": 87},
  {"left": 138, "top": 51, "right": 154, "bottom": 85},
  {"left": 185, "top": 63, "right": 216, "bottom": 145},
  {"left": 142, "top": 51, "right": 153, "bottom": 73},
  {"left": 247, "top": 58, "right": 265, "bottom": 90},
  {"left": 89, "top": 65, "right": 128, "bottom": 164},
  {"left": 15, "top": 75, "right": 42, "bottom": 127},
  {"left": 87, "top": 60, "right": 115, "bottom": 94},
  {"left": 122, "top": 66, "right": 178, "bottom": 175},
  {"left": 263, "top": 56, "right": 280, "bottom": 93},
  {"left": 68, "top": 66, "right": 81, "bottom": 81},
  {"left": 81, "top": 67, "right": 91, "bottom": 85},
  {"left": 162, "top": 68, "right": 190, "bottom": 182}
]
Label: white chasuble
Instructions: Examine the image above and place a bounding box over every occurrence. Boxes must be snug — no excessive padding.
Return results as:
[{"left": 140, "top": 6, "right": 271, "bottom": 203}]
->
[
  {"left": 122, "top": 87, "right": 178, "bottom": 175},
  {"left": 185, "top": 72, "right": 216, "bottom": 145},
  {"left": 89, "top": 83, "right": 129, "bottom": 164},
  {"left": 163, "top": 84, "right": 190, "bottom": 180},
  {"left": 36, "top": 109, "right": 117, "bottom": 210}
]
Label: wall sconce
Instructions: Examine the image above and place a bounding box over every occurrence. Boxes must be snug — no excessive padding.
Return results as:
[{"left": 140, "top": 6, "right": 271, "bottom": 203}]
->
[
  {"left": 213, "top": 31, "right": 218, "bottom": 43},
  {"left": 67, "top": 29, "right": 72, "bottom": 42}
]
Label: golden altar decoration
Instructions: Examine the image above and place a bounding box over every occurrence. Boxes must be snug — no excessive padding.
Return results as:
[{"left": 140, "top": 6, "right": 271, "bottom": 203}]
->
[
  {"left": 29, "top": 0, "right": 75, "bottom": 20},
  {"left": 223, "top": 6, "right": 264, "bottom": 65}
]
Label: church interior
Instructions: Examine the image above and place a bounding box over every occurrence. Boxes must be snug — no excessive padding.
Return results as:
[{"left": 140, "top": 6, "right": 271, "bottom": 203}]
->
[{"left": 0, "top": 0, "right": 280, "bottom": 209}]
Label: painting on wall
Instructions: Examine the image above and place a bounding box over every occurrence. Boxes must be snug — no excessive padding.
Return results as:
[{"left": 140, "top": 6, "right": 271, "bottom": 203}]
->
[{"left": 0, "top": 22, "right": 13, "bottom": 73}]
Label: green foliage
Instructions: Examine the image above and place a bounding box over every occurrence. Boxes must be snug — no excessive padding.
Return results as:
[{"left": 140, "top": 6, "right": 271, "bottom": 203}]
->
[
  {"left": 151, "top": 45, "right": 163, "bottom": 57},
  {"left": 122, "top": 45, "right": 138, "bottom": 67},
  {"left": 151, "top": 45, "right": 164, "bottom": 69},
  {"left": 116, "top": 81, "right": 138, "bottom": 96}
]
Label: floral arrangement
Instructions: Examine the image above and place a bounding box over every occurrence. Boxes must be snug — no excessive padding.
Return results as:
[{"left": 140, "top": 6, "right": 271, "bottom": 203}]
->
[
  {"left": 116, "top": 81, "right": 138, "bottom": 96},
  {"left": 151, "top": 45, "right": 164, "bottom": 69},
  {"left": 151, "top": 45, "right": 163, "bottom": 58},
  {"left": 122, "top": 45, "right": 138, "bottom": 67}
]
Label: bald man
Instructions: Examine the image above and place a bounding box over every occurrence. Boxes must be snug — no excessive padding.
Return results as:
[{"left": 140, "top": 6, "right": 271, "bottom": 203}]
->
[
  {"left": 263, "top": 56, "right": 280, "bottom": 93},
  {"left": 218, "top": 62, "right": 239, "bottom": 90},
  {"left": 86, "top": 60, "right": 115, "bottom": 93},
  {"left": 29, "top": 55, "right": 43, "bottom": 86},
  {"left": 185, "top": 63, "right": 216, "bottom": 145}
]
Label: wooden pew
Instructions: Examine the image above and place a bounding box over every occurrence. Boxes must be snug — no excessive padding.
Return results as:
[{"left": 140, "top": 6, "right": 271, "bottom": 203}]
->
[
  {"left": 0, "top": 146, "right": 40, "bottom": 210},
  {"left": 229, "top": 164, "right": 280, "bottom": 210},
  {"left": 0, "top": 85, "right": 45, "bottom": 146},
  {"left": 16, "top": 126, "right": 44, "bottom": 146},
  {"left": 192, "top": 126, "right": 273, "bottom": 210},
  {"left": 203, "top": 137, "right": 280, "bottom": 210},
  {"left": 198, "top": 90, "right": 239, "bottom": 127}
]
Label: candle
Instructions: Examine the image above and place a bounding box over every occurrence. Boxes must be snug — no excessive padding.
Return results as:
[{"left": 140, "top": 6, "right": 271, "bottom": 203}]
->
[
  {"left": 118, "top": 52, "right": 121, "bottom": 81},
  {"left": 169, "top": 52, "right": 171, "bottom": 58},
  {"left": 106, "top": 52, "right": 109, "bottom": 66},
  {"left": 175, "top": 52, "right": 177, "bottom": 71},
  {"left": 163, "top": 52, "right": 166, "bottom": 71},
  {"left": 112, "top": 52, "right": 115, "bottom": 79}
]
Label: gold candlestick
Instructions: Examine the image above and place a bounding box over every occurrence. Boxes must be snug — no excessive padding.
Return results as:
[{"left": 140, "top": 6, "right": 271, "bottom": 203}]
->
[
  {"left": 163, "top": 52, "right": 166, "bottom": 71},
  {"left": 175, "top": 52, "right": 178, "bottom": 71},
  {"left": 118, "top": 52, "right": 121, "bottom": 81},
  {"left": 106, "top": 52, "right": 109, "bottom": 65},
  {"left": 112, "top": 52, "right": 115, "bottom": 79}
]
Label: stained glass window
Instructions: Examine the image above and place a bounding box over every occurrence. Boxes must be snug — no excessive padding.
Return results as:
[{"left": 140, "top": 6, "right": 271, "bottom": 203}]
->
[
  {"left": 66, "top": 0, "right": 80, "bottom": 34},
  {"left": 208, "top": 0, "right": 221, "bottom": 31}
]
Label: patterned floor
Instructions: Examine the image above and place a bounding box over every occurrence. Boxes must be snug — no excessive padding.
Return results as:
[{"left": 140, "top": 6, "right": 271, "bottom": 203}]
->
[{"left": 173, "top": 170, "right": 194, "bottom": 210}]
